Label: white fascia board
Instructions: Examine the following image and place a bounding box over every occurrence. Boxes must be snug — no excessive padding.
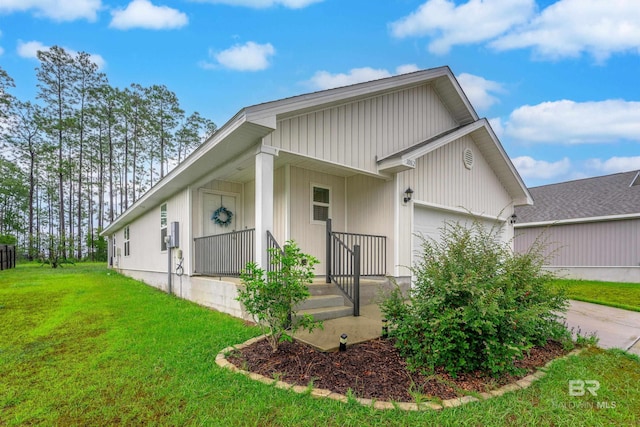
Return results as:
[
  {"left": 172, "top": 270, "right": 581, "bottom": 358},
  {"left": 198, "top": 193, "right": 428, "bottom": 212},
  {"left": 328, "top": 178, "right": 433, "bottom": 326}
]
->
[
  {"left": 101, "top": 112, "right": 253, "bottom": 236},
  {"left": 244, "top": 68, "right": 454, "bottom": 121},
  {"left": 514, "top": 213, "right": 640, "bottom": 228},
  {"left": 377, "top": 121, "right": 483, "bottom": 175},
  {"left": 475, "top": 119, "right": 533, "bottom": 206},
  {"left": 376, "top": 157, "right": 416, "bottom": 174},
  {"left": 413, "top": 200, "right": 511, "bottom": 222},
  {"left": 406, "top": 121, "right": 484, "bottom": 161}
]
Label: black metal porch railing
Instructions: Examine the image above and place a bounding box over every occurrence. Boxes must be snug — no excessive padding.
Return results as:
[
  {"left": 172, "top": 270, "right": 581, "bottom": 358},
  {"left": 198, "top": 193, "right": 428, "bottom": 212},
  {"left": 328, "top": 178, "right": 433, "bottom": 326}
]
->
[
  {"left": 330, "top": 230, "right": 387, "bottom": 277},
  {"left": 194, "top": 228, "right": 255, "bottom": 276},
  {"left": 266, "top": 230, "right": 284, "bottom": 275}
]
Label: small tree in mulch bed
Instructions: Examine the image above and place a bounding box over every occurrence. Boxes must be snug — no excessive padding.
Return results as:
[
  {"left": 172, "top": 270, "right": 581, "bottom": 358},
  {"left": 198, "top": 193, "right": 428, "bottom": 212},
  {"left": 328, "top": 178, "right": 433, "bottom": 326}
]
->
[
  {"left": 381, "top": 218, "right": 571, "bottom": 377},
  {"left": 237, "top": 241, "right": 322, "bottom": 352}
]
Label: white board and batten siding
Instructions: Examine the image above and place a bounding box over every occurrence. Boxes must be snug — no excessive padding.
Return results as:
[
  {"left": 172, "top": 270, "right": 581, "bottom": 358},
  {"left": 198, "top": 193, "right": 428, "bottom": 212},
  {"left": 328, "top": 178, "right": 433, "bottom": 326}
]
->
[
  {"left": 113, "top": 187, "right": 191, "bottom": 277},
  {"left": 288, "top": 166, "right": 346, "bottom": 273},
  {"left": 266, "top": 83, "right": 457, "bottom": 173},
  {"left": 396, "top": 135, "right": 514, "bottom": 273}
]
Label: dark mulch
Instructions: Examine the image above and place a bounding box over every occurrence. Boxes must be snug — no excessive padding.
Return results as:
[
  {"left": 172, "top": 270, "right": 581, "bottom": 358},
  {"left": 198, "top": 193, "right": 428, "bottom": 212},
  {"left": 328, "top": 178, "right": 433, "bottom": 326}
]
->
[{"left": 228, "top": 338, "right": 568, "bottom": 402}]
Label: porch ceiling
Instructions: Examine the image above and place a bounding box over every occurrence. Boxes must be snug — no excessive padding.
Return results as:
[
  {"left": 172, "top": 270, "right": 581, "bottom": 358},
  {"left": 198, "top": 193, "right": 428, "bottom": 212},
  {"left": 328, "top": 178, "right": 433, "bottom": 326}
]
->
[{"left": 221, "top": 151, "right": 375, "bottom": 183}]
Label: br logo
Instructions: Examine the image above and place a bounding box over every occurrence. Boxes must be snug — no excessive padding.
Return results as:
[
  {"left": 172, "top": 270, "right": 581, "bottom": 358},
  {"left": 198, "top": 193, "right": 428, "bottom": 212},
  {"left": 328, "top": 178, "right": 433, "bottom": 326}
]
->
[{"left": 569, "top": 380, "right": 600, "bottom": 396}]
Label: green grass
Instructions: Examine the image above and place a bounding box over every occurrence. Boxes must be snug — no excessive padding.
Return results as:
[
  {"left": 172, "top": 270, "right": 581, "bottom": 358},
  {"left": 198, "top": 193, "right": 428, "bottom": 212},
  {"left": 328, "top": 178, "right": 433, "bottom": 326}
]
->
[
  {"left": 1, "top": 264, "right": 639, "bottom": 426},
  {"left": 552, "top": 279, "right": 640, "bottom": 312}
]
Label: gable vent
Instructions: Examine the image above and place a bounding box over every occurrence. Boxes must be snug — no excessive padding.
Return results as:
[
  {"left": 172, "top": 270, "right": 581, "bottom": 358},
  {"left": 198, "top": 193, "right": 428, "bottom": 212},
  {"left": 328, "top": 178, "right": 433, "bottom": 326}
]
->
[{"left": 463, "top": 148, "right": 474, "bottom": 170}]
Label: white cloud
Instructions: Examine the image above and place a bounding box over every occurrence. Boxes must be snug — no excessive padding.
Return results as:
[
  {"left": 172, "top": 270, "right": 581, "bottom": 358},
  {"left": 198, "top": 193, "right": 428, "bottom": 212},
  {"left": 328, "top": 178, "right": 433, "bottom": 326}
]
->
[
  {"left": 456, "top": 73, "right": 504, "bottom": 112},
  {"left": 17, "top": 40, "right": 48, "bottom": 59},
  {"left": 203, "top": 41, "right": 275, "bottom": 71},
  {"left": 308, "top": 65, "right": 419, "bottom": 90},
  {"left": 585, "top": 156, "right": 640, "bottom": 174},
  {"left": 491, "top": 0, "right": 640, "bottom": 62},
  {"left": 17, "top": 40, "right": 106, "bottom": 70},
  {"left": 389, "top": 0, "right": 535, "bottom": 54},
  {"left": 110, "top": 0, "right": 188, "bottom": 30},
  {"left": 190, "top": 0, "right": 322, "bottom": 8},
  {"left": 512, "top": 156, "right": 572, "bottom": 180},
  {"left": 0, "top": 0, "right": 101, "bottom": 22},
  {"left": 396, "top": 64, "right": 420, "bottom": 75},
  {"left": 504, "top": 100, "right": 640, "bottom": 144}
]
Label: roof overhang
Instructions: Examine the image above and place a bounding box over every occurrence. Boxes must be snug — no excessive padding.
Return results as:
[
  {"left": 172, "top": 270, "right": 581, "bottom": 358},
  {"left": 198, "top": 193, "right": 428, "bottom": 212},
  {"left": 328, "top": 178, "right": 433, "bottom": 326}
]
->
[
  {"left": 244, "top": 66, "right": 478, "bottom": 128},
  {"left": 101, "top": 66, "right": 484, "bottom": 235},
  {"left": 377, "top": 119, "right": 533, "bottom": 207},
  {"left": 101, "top": 111, "right": 275, "bottom": 236}
]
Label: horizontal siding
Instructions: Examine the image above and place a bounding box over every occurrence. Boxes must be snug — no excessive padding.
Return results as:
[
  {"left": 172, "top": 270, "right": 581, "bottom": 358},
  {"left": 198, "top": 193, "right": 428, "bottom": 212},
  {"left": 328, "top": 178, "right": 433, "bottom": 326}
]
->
[
  {"left": 271, "top": 84, "right": 456, "bottom": 173},
  {"left": 398, "top": 135, "right": 512, "bottom": 217},
  {"left": 515, "top": 219, "right": 640, "bottom": 266}
]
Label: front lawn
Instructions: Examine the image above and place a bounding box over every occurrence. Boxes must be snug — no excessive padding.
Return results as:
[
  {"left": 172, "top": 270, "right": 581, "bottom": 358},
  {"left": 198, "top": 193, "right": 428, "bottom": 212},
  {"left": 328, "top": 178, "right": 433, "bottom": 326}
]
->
[
  {"left": 1, "top": 264, "right": 639, "bottom": 426},
  {"left": 552, "top": 279, "right": 640, "bottom": 312}
]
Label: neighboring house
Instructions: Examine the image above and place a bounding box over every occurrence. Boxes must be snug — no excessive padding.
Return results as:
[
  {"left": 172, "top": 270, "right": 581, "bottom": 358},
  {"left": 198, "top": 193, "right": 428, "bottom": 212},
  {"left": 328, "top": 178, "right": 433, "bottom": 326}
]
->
[
  {"left": 101, "top": 66, "right": 531, "bottom": 319},
  {"left": 514, "top": 170, "right": 640, "bottom": 283}
]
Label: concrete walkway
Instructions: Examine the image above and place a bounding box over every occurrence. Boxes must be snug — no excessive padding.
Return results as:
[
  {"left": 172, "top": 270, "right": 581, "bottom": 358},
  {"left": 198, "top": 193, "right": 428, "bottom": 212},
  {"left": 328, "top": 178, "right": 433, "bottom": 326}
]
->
[
  {"left": 564, "top": 300, "right": 640, "bottom": 356},
  {"left": 295, "top": 300, "right": 640, "bottom": 356}
]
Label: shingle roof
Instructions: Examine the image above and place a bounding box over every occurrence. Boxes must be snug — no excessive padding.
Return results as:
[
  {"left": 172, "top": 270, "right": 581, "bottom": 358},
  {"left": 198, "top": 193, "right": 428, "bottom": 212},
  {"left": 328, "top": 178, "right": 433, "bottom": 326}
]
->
[{"left": 515, "top": 170, "right": 640, "bottom": 223}]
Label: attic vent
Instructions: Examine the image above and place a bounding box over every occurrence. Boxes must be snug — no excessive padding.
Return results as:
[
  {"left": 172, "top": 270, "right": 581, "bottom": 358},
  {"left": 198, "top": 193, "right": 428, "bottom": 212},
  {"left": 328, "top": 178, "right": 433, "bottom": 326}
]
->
[{"left": 463, "top": 148, "right": 474, "bottom": 170}]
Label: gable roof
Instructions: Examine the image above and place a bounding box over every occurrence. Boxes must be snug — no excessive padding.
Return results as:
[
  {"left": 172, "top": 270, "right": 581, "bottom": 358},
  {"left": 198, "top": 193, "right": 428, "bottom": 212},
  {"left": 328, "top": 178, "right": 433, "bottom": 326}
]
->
[
  {"left": 378, "top": 119, "right": 532, "bottom": 206},
  {"left": 102, "top": 66, "right": 528, "bottom": 235},
  {"left": 515, "top": 170, "right": 640, "bottom": 224}
]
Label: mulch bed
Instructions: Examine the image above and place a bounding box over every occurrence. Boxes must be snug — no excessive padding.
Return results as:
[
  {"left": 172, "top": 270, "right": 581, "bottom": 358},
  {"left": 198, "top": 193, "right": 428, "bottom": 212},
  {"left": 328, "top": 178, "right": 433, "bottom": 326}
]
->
[{"left": 228, "top": 338, "right": 568, "bottom": 402}]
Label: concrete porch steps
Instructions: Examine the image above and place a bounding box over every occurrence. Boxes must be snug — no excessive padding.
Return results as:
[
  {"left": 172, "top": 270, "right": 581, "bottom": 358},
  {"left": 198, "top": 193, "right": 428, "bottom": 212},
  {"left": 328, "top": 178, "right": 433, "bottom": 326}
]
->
[
  {"left": 296, "top": 304, "right": 354, "bottom": 322},
  {"left": 295, "top": 294, "right": 353, "bottom": 322}
]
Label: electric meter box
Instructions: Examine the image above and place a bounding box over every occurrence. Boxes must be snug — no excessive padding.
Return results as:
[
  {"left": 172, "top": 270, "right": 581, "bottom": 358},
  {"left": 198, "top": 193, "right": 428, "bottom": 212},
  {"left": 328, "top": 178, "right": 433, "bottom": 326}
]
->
[{"left": 170, "top": 222, "right": 179, "bottom": 248}]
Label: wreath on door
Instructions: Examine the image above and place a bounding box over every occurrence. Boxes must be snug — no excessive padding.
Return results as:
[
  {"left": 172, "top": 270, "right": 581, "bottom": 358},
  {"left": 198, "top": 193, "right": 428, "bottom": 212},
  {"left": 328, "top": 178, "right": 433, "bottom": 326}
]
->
[{"left": 212, "top": 206, "right": 233, "bottom": 227}]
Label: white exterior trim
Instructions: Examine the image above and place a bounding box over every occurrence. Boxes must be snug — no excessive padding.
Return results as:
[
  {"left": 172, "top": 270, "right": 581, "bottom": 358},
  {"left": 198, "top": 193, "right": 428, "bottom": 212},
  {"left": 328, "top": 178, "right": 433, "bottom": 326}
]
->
[
  {"left": 413, "top": 199, "right": 510, "bottom": 223},
  {"left": 515, "top": 212, "right": 640, "bottom": 228}
]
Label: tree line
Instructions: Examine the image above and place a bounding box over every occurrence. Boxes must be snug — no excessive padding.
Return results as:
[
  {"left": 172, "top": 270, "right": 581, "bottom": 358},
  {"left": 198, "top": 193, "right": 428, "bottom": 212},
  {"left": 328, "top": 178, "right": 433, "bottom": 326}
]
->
[{"left": 0, "top": 46, "right": 216, "bottom": 264}]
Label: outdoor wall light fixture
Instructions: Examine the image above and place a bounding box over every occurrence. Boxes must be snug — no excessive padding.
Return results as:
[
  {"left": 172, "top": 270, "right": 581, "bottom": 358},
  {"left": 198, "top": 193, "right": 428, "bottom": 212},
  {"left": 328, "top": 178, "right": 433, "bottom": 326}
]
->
[
  {"left": 403, "top": 187, "right": 414, "bottom": 203},
  {"left": 510, "top": 213, "right": 517, "bottom": 225}
]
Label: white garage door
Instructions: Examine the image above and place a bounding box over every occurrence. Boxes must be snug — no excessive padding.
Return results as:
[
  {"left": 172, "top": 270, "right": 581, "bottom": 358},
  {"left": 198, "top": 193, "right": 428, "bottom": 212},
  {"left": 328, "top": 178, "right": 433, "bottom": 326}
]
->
[{"left": 412, "top": 206, "right": 504, "bottom": 265}]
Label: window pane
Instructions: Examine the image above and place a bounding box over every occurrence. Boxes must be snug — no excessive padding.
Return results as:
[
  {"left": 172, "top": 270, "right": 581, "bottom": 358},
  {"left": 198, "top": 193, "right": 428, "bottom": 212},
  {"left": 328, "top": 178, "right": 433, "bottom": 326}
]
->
[
  {"left": 160, "top": 204, "right": 167, "bottom": 228},
  {"left": 313, "top": 205, "right": 329, "bottom": 221},
  {"left": 313, "top": 187, "right": 329, "bottom": 204}
]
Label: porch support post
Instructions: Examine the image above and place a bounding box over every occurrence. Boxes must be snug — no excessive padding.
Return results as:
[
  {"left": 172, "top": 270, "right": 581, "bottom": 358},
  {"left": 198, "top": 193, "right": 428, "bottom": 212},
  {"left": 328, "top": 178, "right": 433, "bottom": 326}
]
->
[{"left": 255, "top": 144, "right": 278, "bottom": 270}]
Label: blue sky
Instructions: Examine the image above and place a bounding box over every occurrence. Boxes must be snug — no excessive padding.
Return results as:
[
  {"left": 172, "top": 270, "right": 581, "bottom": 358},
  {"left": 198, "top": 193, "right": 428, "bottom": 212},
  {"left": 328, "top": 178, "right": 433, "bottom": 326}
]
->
[{"left": 1, "top": 0, "right": 639, "bottom": 187}]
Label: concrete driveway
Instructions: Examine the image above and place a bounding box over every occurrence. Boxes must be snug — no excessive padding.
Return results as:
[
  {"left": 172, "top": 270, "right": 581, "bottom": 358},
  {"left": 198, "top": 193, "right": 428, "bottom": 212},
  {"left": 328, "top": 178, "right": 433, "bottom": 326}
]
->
[{"left": 564, "top": 300, "right": 640, "bottom": 356}]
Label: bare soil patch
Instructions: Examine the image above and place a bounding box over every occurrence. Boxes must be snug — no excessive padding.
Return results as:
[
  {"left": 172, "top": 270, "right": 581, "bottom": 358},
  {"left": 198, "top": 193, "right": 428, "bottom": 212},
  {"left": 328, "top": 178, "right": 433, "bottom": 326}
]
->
[{"left": 228, "top": 338, "right": 568, "bottom": 402}]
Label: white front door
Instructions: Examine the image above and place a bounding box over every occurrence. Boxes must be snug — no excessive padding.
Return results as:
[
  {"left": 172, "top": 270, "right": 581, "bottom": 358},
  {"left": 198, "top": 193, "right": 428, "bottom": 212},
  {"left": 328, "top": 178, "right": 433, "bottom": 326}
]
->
[{"left": 203, "top": 193, "right": 238, "bottom": 236}]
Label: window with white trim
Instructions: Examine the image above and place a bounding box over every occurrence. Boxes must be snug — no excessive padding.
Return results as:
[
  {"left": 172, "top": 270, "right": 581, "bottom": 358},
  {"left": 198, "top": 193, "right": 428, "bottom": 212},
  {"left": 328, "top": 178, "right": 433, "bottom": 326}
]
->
[
  {"left": 311, "top": 185, "right": 330, "bottom": 223},
  {"left": 124, "top": 226, "right": 130, "bottom": 256},
  {"left": 160, "top": 203, "right": 167, "bottom": 251}
]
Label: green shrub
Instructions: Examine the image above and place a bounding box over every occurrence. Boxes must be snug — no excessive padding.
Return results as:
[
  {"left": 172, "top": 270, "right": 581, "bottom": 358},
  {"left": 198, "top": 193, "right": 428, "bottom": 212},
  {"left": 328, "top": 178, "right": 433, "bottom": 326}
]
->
[
  {"left": 237, "top": 241, "right": 322, "bottom": 352},
  {"left": 381, "top": 219, "right": 570, "bottom": 377}
]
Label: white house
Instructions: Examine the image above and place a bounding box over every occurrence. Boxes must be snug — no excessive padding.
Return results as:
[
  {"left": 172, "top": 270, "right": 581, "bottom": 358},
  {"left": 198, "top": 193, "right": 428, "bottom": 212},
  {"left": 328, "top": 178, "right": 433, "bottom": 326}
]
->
[{"left": 102, "top": 66, "right": 532, "bottom": 319}]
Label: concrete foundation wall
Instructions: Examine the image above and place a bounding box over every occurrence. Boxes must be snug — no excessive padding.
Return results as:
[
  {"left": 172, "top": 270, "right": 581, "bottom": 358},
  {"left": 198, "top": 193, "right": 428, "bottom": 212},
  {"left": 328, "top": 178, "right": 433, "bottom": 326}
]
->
[
  {"left": 547, "top": 266, "right": 640, "bottom": 284},
  {"left": 115, "top": 268, "right": 247, "bottom": 319}
]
